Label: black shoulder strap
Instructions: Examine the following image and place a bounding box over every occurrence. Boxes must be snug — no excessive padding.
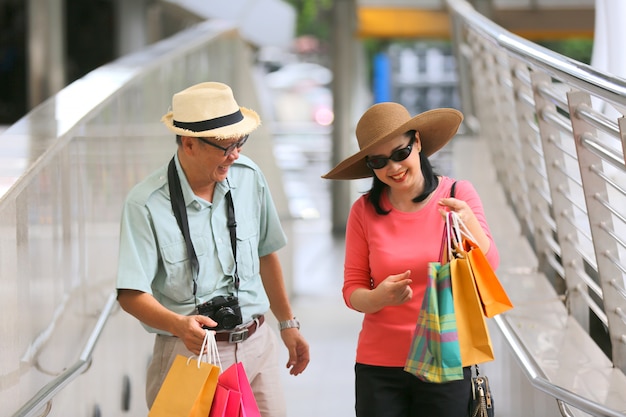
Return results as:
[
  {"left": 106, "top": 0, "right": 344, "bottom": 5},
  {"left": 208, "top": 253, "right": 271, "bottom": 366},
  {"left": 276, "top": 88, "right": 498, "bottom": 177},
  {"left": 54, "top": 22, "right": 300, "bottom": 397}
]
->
[
  {"left": 224, "top": 189, "right": 240, "bottom": 290},
  {"left": 438, "top": 181, "right": 458, "bottom": 263},
  {"left": 168, "top": 158, "right": 199, "bottom": 297},
  {"left": 167, "top": 157, "right": 239, "bottom": 301}
]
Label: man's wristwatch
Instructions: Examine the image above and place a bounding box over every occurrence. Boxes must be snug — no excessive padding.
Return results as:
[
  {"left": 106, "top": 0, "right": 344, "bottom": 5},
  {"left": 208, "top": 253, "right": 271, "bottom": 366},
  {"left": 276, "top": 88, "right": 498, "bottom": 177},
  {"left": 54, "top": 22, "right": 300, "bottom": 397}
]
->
[{"left": 279, "top": 317, "right": 300, "bottom": 331}]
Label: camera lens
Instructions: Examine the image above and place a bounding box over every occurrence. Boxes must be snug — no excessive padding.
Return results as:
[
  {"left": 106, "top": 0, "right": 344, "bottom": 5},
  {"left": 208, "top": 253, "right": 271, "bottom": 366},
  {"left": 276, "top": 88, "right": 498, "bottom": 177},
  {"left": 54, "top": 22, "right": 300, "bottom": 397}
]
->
[{"left": 215, "top": 307, "right": 239, "bottom": 330}]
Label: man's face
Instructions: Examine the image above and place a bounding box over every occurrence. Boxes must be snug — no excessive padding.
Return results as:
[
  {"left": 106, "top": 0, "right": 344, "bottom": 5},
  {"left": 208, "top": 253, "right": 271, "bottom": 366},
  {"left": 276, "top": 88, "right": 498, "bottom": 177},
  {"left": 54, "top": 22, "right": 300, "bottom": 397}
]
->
[{"left": 189, "top": 136, "right": 247, "bottom": 184}]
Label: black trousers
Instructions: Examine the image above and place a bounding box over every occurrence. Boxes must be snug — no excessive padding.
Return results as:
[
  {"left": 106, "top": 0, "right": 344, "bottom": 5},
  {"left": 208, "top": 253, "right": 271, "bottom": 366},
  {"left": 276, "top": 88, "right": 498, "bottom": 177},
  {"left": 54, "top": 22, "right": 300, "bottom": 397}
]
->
[{"left": 355, "top": 363, "right": 472, "bottom": 417}]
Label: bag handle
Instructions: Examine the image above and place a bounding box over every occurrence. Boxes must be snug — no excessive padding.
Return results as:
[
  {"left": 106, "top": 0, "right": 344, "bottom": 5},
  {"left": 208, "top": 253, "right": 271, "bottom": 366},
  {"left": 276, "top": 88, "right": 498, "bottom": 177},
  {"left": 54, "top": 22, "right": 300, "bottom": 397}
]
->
[
  {"left": 205, "top": 329, "right": 222, "bottom": 371},
  {"left": 187, "top": 329, "right": 222, "bottom": 370},
  {"left": 442, "top": 211, "right": 454, "bottom": 263},
  {"left": 450, "top": 211, "right": 479, "bottom": 245}
]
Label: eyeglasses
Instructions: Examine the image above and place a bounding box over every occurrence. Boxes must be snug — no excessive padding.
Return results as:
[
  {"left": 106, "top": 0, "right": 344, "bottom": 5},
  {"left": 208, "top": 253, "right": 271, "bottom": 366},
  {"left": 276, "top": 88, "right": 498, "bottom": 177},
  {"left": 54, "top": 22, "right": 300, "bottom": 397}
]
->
[
  {"left": 197, "top": 135, "right": 249, "bottom": 156},
  {"left": 365, "top": 138, "right": 415, "bottom": 170}
]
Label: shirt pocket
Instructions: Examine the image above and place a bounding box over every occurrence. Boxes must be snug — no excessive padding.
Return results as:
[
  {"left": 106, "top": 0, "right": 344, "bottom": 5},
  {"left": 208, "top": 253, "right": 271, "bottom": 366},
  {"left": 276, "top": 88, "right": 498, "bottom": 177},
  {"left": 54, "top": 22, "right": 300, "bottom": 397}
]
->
[
  {"left": 161, "top": 237, "right": 207, "bottom": 302},
  {"left": 235, "top": 217, "right": 259, "bottom": 279}
]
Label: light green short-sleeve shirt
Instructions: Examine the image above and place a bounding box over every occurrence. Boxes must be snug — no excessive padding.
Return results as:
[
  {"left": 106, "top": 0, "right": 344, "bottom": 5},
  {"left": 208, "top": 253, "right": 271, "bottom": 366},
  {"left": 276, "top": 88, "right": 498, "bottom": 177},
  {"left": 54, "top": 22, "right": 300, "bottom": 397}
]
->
[{"left": 116, "top": 154, "right": 287, "bottom": 334}]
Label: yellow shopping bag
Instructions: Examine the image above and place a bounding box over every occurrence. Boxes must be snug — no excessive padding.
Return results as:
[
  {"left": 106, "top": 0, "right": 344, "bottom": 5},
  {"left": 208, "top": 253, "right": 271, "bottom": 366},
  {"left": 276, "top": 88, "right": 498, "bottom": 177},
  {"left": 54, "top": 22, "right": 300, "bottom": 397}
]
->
[
  {"left": 450, "top": 254, "right": 495, "bottom": 367},
  {"left": 149, "top": 331, "right": 221, "bottom": 417}
]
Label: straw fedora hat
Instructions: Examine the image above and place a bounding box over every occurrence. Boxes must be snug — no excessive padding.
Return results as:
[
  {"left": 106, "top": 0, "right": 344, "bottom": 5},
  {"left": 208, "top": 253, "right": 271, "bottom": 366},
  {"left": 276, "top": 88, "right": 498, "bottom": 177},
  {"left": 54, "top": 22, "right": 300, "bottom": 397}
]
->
[
  {"left": 322, "top": 103, "right": 463, "bottom": 180},
  {"left": 161, "top": 82, "right": 261, "bottom": 139}
]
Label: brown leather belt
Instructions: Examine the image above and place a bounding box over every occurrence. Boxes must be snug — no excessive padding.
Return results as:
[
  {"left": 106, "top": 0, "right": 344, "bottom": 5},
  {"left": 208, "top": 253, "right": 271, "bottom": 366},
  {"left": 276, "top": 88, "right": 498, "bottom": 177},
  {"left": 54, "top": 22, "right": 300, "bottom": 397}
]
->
[{"left": 215, "top": 315, "right": 264, "bottom": 343}]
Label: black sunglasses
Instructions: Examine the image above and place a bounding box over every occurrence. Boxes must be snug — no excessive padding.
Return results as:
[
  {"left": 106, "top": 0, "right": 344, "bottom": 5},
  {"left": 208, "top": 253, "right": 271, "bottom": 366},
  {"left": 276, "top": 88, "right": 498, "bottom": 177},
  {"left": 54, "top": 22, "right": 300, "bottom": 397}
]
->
[
  {"left": 197, "top": 135, "right": 249, "bottom": 156},
  {"left": 366, "top": 138, "right": 415, "bottom": 170}
]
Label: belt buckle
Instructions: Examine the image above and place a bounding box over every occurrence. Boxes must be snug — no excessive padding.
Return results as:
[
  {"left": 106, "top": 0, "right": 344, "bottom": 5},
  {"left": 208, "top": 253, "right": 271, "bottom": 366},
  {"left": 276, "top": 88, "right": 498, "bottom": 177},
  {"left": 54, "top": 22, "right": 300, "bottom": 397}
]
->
[{"left": 228, "top": 328, "right": 249, "bottom": 343}]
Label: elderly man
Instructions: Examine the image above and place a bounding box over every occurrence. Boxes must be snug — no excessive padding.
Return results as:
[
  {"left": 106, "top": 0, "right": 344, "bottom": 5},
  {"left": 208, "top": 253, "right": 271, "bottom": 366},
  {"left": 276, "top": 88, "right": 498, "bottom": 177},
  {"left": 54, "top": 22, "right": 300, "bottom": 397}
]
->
[{"left": 116, "top": 82, "right": 309, "bottom": 416}]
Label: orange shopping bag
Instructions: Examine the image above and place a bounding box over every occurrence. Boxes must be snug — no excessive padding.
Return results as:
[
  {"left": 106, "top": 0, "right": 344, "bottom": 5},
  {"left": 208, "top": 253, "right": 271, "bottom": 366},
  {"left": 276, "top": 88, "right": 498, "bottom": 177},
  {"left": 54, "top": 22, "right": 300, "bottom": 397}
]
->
[
  {"left": 462, "top": 238, "right": 513, "bottom": 318},
  {"left": 450, "top": 253, "right": 495, "bottom": 366},
  {"left": 149, "top": 330, "right": 220, "bottom": 417}
]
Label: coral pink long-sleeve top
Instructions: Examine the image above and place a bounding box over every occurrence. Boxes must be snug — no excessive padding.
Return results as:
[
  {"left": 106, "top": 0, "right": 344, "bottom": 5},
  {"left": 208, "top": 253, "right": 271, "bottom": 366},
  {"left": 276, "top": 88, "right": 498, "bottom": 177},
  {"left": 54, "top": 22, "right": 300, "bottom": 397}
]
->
[{"left": 343, "top": 176, "right": 500, "bottom": 367}]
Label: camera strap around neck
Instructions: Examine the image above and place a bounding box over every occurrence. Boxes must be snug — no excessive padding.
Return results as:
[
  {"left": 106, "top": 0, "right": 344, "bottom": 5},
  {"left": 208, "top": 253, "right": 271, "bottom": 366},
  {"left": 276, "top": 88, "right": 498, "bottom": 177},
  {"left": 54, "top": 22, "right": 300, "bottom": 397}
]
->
[{"left": 167, "top": 157, "right": 239, "bottom": 309}]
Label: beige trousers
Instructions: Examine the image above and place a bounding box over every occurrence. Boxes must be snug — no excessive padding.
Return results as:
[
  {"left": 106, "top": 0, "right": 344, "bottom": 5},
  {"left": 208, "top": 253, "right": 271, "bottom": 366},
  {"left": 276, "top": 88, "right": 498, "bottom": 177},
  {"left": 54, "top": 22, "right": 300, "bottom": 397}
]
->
[{"left": 146, "top": 323, "right": 287, "bottom": 417}]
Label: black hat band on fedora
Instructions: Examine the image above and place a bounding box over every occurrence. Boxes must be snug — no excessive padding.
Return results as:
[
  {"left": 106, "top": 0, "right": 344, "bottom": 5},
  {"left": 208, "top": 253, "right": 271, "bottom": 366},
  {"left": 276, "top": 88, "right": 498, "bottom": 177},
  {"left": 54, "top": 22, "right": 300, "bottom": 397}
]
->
[{"left": 173, "top": 110, "right": 244, "bottom": 132}]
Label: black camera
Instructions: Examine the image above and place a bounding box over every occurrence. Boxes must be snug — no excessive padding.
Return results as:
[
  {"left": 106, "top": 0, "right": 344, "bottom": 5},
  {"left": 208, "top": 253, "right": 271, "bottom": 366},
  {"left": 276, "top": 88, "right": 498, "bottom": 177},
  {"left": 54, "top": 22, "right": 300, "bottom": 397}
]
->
[{"left": 197, "top": 295, "right": 243, "bottom": 331}]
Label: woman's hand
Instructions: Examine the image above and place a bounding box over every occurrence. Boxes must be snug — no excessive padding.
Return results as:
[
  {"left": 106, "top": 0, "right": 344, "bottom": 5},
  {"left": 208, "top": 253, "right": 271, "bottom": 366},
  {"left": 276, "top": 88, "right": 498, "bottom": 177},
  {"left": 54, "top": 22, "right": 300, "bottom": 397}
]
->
[
  {"left": 438, "top": 197, "right": 475, "bottom": 225},
  {"left": 376, "top": 270, "right": 413, "bottom": 306},
  {"left": 438, "top": 197, "right": 491, "bottom": 254},
  {"left": 350, "top": 270, "right": 413, "bottom": 314}
]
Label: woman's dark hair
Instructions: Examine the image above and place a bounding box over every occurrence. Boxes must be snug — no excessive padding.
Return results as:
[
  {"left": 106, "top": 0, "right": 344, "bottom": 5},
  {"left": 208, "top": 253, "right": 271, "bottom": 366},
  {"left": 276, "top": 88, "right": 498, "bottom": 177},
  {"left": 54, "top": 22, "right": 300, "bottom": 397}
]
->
[{"left": 367, "top": 130, "right": 440, "bottom": 215}]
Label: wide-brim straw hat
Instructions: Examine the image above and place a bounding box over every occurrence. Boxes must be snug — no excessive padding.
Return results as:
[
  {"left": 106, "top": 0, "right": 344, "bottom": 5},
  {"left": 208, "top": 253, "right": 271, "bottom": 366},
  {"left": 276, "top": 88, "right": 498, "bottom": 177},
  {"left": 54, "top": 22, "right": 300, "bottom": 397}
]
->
[
  {"left": 161, "top": 82, "right": 261, "bottom": 139},
  {"left": 322, "top": 103, "right": 463, "bottom": 180}
]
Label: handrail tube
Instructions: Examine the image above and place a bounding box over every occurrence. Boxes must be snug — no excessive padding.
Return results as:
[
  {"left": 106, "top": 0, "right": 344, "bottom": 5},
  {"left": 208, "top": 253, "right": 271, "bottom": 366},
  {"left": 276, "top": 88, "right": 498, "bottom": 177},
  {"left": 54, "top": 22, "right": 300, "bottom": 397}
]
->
[
  {"left": 595, "top": 199, "right": 626, "bottom": 229},
  {"left": 517, "top": 90, "right": 536, "bottom": 109},
  {"left": 557, "top": 399, "right": 576, "bottom": 417},
  {"left": 590, "top": 166, "right": 626, "bottom": 197},
  {"left": 575, "top": 105, "right": 620, "bottom": 137},
  {"left": 536, "top": 82, "right": 569, "bottom": 110},
  {"left": 575, "top": 283, "right": 609, "bottom": 326},
  {"left": 581, "top": 133, "right": 626, "bottom": 170},
  {"left": 539, "top": 108, "right": 573, "bottom": 135},
  {"left": 604, "top": 252, "right": 626, "bottom": 275},
  {"left": 573, "top": 268, "right": 603, "bottom": 300},
  {"left": 495, "top": 314, "right": 626, "bottom": 417},
  {"left": 610, "top": 280, "right": 626, "bottom": 301},
  {"left": 11, "top": 292, "right": 118, "bottom": 417}
]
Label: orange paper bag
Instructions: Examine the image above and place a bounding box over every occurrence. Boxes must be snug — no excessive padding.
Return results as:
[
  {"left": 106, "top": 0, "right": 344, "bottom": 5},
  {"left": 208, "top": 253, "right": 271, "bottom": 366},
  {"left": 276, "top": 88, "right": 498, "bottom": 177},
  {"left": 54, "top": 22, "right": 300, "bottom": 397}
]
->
[
  {"left": 450, "top": 255, "right": 495, "bottom": 366},
  {"left": 149, "top": 354, "right": 220, "bottom": 417},
  {"left": 463, "top": 238, "right": 513, "bottom": 318}
]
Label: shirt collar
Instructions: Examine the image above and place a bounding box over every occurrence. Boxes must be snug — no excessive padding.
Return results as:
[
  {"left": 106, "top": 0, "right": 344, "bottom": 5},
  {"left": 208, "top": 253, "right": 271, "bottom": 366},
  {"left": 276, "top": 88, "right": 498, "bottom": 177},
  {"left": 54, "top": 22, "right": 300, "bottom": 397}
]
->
[{"left": 173, "top": 154, "right": 237, "bottom": 208}]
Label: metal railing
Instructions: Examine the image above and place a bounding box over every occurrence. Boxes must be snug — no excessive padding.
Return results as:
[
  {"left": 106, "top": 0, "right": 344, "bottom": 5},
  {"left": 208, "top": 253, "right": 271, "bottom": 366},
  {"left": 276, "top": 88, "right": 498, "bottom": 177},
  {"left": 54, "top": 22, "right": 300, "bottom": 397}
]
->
[
  {"left": 11, "top": 292, "right": 118, "bottom": 417},
  {"left": 2, "top": 17, "right": 289, "bottom": 416},
  {"left": 496, "top": 314, "right": 626, "bottom": 417},
  {"left": 447, "top": 0, "right": 626, "bottom": 415}
]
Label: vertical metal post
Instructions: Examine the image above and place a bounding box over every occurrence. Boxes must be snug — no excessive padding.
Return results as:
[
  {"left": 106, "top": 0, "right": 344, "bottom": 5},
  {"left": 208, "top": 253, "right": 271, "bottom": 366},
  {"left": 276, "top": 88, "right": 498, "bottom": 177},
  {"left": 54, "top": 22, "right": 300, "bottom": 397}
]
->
[
  {"left": 329, "top": 0, "right": 358, "bottom": 234},
  {"left": 115, "top": 0, "right": 149, "bottom": 57},
  {"left": 533, "top": 77, "right": 588, "bottom": 327},
  {"left": 447, "top": 8, "right": 476, "bottom": 131},
  {"left": 508, "top": 59, "right": 536, "bottom": 239},
  {"left": 27, "top": 0, "right": 65, "bottom": 109},
  {"left": 568, "top": 91, "right": 626, "bottom": 371}
]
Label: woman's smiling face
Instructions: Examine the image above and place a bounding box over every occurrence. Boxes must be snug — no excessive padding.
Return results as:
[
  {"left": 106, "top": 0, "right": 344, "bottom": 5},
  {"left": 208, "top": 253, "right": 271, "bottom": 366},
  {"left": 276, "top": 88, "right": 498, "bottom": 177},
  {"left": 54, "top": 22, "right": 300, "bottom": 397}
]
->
[{"left": 367, "top": 132, "right": 423, "bottom": 192}]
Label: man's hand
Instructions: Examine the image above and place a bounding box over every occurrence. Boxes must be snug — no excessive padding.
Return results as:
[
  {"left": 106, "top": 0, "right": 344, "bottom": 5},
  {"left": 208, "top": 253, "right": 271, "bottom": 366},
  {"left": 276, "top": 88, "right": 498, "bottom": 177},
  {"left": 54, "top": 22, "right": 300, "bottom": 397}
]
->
[
  {"left": 280, "top": 328, "right": 310, "bottom": 376},
  {"left": 174, "top": 315, "right": 217, "bottom": 355}
]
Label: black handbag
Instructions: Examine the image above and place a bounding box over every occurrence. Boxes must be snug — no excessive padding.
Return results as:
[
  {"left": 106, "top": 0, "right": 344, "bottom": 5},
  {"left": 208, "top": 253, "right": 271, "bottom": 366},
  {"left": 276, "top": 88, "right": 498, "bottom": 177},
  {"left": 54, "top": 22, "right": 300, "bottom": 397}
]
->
[{"left": 470, "top": 365, "right": 494, "bottom": 417}]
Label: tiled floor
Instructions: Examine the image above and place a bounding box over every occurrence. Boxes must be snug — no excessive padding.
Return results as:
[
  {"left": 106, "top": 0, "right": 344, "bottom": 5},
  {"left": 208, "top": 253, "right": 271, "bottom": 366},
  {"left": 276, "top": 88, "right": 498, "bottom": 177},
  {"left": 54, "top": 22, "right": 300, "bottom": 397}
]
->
[{"left": 279, "top": 218, "right": 359, "bottom": 417}]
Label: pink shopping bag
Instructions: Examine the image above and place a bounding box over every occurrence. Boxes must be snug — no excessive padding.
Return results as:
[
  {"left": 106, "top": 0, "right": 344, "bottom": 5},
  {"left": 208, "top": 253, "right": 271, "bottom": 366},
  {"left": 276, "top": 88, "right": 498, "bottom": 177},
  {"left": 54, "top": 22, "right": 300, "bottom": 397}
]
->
[
  {"left": 209, "top": 362, "right": 261, "bottom": 417},
  {"left": 209, "top": 384, "right": 242, "bottom": 417}
]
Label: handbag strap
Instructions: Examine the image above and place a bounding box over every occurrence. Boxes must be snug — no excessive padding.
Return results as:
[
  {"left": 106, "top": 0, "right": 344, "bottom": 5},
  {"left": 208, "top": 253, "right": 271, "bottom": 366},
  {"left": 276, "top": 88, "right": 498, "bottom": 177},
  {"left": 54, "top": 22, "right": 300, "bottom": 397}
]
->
[{"left": 438, "top": 181, "right": 458, "bottom": 262}]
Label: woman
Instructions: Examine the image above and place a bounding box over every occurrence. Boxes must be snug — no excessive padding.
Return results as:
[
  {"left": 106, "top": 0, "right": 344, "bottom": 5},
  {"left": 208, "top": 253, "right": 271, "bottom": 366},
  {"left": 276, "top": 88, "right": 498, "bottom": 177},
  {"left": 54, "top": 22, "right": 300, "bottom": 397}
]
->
[{"left": 322, "top": 102, "right": 499, "bottom": 417}]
